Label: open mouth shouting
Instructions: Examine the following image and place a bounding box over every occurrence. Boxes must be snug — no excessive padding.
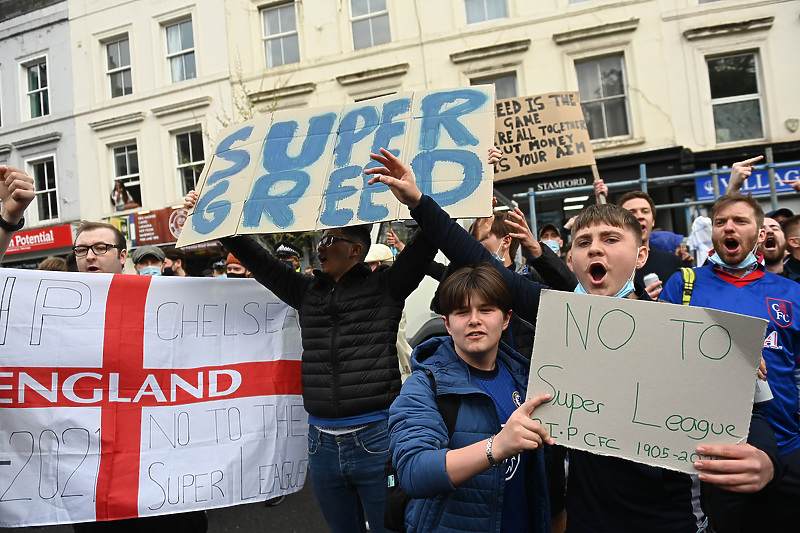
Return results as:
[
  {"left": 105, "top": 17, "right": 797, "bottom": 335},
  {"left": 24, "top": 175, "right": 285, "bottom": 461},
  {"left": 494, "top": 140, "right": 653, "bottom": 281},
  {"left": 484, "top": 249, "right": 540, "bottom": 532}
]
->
[
  {"left": 723, "top": 236, "right": 742, "bottom": 256},
  {"left": 588, "top": 262, "right": 608, "bottom": 285},
  {"left": 762, "top": 234, "right": 778, "bottom": 253}
]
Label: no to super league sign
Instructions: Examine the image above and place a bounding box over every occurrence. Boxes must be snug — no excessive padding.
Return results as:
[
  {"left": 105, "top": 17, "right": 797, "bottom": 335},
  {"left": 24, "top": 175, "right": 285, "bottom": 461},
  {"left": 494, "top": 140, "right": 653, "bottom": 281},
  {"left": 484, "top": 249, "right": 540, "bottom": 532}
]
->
[{"left": 0, "top": 270, "right": 304, "bottom": 527}]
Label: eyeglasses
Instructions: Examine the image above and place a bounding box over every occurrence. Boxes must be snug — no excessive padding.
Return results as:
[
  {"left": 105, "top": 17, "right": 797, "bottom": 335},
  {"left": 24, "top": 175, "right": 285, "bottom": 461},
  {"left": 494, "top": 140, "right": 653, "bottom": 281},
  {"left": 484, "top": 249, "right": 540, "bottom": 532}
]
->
[
  {"left": 318, "top": 235, "right": 357, "bottom": 248},
  {"left": 73, "top": 243, "right": 122, "bottom": 258}
]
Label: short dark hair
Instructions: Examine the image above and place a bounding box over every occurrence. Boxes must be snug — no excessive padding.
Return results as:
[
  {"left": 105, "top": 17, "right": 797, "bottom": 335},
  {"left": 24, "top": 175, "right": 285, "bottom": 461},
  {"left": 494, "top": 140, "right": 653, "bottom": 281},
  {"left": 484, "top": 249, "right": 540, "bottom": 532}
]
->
[
  {"left": 74, "top": 221, "right": 127, "bottom": 251},
  {"left": 165, "top": 248, "right": 185, "bottom": 262},
  {"left": 439, "top": 264, "right": 512, "bottom": 317},
  {"left": 468, "top": 212, "right": 520, "bottom": 260},
  {"left": 571, "top": 204, "right": 643, "bottom": 246},
  {"left": 618, "top": 190, "right": 656, "bottom": 218},
  {"left": 341, "top": 224, "right": 372, "bottom": 261},
  {"left": 782, "top": 214, "right": 800, "bottom": 238},
  {"left": 711, "top": 193, "right": 764, "bottom": 229}
]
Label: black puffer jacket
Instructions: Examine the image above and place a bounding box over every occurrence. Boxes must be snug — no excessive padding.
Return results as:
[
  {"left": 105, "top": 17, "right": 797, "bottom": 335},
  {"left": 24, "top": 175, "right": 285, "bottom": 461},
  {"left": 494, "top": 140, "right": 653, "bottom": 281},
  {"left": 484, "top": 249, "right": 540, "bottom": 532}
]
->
[{"left": 223, "top": 231, "right": 436, "bottom": 418}]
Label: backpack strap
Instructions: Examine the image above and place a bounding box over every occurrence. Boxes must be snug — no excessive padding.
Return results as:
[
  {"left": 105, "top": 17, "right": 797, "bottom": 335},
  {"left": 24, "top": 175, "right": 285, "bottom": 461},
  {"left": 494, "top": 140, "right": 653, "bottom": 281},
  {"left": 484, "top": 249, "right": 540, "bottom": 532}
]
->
[
  {"left": 680, "top": 267, "right": 696, "bottom": 306},
  {"left": 425, "top": 369, "right": 460, "bottom": 439}
]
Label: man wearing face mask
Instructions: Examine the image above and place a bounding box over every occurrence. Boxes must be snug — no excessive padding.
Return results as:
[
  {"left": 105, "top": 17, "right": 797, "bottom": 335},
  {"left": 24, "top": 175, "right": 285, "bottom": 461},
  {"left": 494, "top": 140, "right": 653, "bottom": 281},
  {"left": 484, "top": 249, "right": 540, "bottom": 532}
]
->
[
  {"left": 662, "top": 193, "right": 800, "bottom": 532},
  {"left": 131, "top": 245, "right": 165, "bottom": 276},
  {"left": 163, "top": 248, "right": 188, "bottom": 276},
  {"left": 275, "top": 241, "right": 303, "bottom": 272},
  {"left": 538, "top": 223, "right": 563, "bottom": 259},
  {"left": 225, "top": 253, "right": 250, "bottom": 278}
]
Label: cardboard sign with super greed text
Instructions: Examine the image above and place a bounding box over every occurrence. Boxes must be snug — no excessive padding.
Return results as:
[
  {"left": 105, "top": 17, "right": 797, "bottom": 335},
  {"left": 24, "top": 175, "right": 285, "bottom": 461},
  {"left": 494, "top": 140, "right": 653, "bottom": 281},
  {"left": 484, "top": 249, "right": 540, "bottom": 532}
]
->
[
  {"left": 493, "top": 92, "right": 595, "bottom": 180},
  {"left": 526, "top": 290, "right": 766, "bottom": 474},
  {"left": 0, "top": 269, "right": 303, "bottom": 527},
  {"left": 178, "top": 87, "right": 495, "bottom": 246}
]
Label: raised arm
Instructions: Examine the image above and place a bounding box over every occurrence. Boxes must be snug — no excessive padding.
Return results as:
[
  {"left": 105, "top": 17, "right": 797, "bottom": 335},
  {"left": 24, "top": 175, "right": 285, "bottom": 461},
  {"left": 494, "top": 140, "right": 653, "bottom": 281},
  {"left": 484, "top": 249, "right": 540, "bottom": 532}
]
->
[
  {"left": 0, "top": 166, "right": 35, "bottom": 261},
  {"left": 184, "top": 190, "right": 309, "bottom": 308},
  {"left": 366, "top": 148, "right": 544, "bottom": 324}
]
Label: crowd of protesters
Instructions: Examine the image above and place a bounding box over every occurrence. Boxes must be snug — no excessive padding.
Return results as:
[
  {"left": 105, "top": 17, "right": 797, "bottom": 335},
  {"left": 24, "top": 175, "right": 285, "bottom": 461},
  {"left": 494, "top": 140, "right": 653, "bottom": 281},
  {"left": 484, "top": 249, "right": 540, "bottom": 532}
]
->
[{"left": 1, "top": 145, "right": 799, "bottom": 533}]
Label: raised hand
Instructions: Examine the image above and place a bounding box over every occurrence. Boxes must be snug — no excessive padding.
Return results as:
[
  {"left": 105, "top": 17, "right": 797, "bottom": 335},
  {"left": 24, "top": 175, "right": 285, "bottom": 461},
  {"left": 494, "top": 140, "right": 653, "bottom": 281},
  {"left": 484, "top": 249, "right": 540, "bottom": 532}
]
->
[
  {"left": 727, "top": 156, "right": 764, "bottom": 194},
  {"left": 365, "top": 148, "right": 423, "bottom": 208},
  {"left": 0, "top": 166, "right": 35, "bottom": 224}
]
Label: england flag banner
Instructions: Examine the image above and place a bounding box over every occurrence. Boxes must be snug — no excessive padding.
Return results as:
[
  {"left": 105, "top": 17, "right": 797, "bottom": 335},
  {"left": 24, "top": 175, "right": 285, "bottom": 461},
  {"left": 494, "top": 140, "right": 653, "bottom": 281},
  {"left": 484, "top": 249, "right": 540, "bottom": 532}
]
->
[{"left": 0, "top": 269, "right": 304, "bottom": 527}]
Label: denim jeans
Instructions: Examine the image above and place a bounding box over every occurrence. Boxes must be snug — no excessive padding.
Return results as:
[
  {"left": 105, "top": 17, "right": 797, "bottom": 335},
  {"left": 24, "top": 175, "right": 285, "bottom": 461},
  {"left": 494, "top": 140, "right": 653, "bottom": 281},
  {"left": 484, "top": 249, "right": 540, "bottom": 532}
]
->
[{"left": 307, "top": 419, "right": 391, "bottom": 533}]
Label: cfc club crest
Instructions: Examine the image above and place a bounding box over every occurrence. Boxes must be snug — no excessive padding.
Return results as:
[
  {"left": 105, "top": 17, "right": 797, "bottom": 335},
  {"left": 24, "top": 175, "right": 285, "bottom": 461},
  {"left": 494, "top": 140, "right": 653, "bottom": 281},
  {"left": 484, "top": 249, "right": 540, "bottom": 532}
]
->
[{"left": 767, "top": 298, "right": 793, "bottom": 328}]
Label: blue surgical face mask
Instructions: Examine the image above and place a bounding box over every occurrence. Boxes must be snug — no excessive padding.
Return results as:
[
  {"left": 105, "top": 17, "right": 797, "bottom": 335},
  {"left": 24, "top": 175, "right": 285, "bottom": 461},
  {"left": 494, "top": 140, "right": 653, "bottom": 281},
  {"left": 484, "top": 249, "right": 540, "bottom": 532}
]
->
[
  {"left": 543, "top": 240, "right": 561, "bottom": 255},
  {"left": 707, "top": 240, "right": 760, "bottom": 270},
  {"left": 138, "top": 266, "right": 162, "bottom": 276},
  {"left": 492, "top": 242, "right": 506, "bottom": 263}
]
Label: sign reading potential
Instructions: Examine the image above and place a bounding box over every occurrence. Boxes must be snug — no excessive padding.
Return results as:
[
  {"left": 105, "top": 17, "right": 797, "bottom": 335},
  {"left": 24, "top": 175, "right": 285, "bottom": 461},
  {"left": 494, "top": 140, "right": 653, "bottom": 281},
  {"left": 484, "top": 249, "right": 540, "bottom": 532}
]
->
[
  {"left": 177, "top": 87, "right": 495, "bottom": 247},
  {"left": 493, "top": 92, "right": 595, "bottom": 180},
  {"left": 3, "top": 224, "right": 73, "bottom": 255},
  {"left": 527, "top": 290, "right": 766, "bottom": 474}
]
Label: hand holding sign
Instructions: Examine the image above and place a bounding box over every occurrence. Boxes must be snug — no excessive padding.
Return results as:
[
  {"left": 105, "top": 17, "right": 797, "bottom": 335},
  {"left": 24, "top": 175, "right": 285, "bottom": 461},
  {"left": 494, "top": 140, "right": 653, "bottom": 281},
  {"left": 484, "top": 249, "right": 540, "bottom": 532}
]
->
[
  {"left": 366, "top": 148, "right": 424, "bottom": 209},
  {"left": 726, "top": 156, "right": 764, "bottom": 195},
  {"left": 694, "top": 443, "right": 774, "bottom": 492}
]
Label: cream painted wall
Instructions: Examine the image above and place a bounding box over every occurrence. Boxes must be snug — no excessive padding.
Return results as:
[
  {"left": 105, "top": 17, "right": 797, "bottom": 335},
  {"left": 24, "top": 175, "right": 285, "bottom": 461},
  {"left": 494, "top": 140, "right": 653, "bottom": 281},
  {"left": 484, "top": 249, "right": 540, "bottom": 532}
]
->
[
  {"left": 69, "top": 0, "right": 234, "bottom": 222},
  {"left": 224, "top": 0, "right": 799, "bottom": 160}
]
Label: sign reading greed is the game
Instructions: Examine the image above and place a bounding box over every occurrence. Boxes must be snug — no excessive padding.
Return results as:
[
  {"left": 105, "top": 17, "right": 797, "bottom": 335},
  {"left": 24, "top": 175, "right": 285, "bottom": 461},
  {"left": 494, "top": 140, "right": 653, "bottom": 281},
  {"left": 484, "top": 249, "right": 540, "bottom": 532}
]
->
[
  {"left": 178, "top": 87, "right": 495, "bottom": 246},
  {"left": 0, "top": 270, "right": 303, "bottom": 527}
]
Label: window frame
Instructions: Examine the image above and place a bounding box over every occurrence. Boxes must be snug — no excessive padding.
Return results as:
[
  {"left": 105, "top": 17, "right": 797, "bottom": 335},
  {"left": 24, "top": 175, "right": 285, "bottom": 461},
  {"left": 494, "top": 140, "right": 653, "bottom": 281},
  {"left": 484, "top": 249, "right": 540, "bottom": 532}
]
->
[
  {"left": 106, "top": 36, "right": 133, "bottom": 98},
  {"left": 706, "top": 51, "right": 765, "bottom": 144},
  {"left": 574, "top": 53, "right": 632, "bottom": 141},
  {"left": 111, "top": 141, "right": 141, "bottom": 208},
  {"left": 164, "top": 18, "right": 196, "bottom": 83},
  {"left": 350, "top": 0, "right": 391, "bottom": 50},
  {"left": 464, "top": 0, "right": 508, "bottom": 25},
  {"left": 173, "top": 128, "right": 206, "bottom": 197},
  {"left": 25, "top": 155, "right": 59, "bottom": 225},
  {"left": 22, "top": 56, "right": 50, "bottom": 120},
  {"left": 261, "top": 2, "right": 300, "bottom": 68},
  {"left": 470, "top": 72, "right": 518, "bottom": 100}
]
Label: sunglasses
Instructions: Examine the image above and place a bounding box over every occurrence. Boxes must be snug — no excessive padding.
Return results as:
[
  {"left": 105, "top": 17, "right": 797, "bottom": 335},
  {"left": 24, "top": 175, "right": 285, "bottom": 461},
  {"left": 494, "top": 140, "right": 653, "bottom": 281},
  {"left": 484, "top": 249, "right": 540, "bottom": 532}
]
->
[{"left": 318, "top": 235, "right": 357, "bottom": 248}]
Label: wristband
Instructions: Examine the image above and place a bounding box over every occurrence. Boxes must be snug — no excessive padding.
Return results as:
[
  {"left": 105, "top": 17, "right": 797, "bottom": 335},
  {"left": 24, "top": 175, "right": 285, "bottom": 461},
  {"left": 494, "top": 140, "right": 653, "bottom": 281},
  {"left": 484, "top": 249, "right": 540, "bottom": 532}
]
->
[
  {"left": 0, "top": 214, "right": 24, "bottom": 232},
  {"left": 486, "top": 435, "right": 502, "bottom": 468}
]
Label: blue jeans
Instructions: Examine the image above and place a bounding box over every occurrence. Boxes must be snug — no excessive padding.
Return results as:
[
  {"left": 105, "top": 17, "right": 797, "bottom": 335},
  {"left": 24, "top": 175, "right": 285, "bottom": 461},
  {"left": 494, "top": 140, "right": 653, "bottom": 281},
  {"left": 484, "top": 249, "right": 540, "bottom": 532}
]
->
[{"left": 307, "top": 420, "right": 391, "bottom": 533}]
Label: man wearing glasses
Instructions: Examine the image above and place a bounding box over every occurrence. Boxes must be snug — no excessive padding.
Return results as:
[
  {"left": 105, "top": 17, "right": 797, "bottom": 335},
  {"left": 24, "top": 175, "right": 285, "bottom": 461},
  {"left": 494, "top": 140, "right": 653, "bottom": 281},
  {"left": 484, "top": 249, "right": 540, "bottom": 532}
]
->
[
  {"left": 187, "top": 185, "right": 437, "bottom": 533},
  {"left": 70, "top": 221, "right": 209, "bottom": 533},
  {"left": 72, "top": 222, "right": 128, "bottom": 274}
]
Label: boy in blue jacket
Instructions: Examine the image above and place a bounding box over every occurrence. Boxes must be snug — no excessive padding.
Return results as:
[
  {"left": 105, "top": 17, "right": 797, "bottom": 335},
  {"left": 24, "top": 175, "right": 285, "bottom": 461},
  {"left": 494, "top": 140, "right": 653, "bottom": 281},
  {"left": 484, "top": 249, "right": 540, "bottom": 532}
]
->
[
  {"left": 389, "top": 264, "right": 554, "bottom": 533},
  {"left": 368, "top": 148, "right": 779, "bottom": 533}
]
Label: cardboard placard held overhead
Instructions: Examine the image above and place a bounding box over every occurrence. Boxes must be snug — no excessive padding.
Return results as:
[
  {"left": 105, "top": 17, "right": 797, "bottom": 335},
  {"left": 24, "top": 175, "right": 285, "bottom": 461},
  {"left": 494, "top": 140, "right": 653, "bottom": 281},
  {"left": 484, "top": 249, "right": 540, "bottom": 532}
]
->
[
  {"left": 493, "top": 92, "right": 595, "bottom": 180},
  {"left": 526, "top": 290, "right": 766, "bottom": 474},
  {"left": 178, "top": 87, "right": 495, "bottom": 247}
]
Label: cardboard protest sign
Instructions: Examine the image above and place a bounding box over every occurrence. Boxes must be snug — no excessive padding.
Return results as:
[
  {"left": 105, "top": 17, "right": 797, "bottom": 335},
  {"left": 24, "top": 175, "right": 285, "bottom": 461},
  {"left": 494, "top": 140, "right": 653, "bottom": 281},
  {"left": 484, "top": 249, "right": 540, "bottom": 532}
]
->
[
  {"left": 178, "top": 87, "right": 495, "bottom": 246},
  {"left": 493, "top": 92, "right": 595, "bottom": 180},
  {"left": 0, "top": 269, "right": 304, "bottom": 527},
  {"left": 526, "top": 290, "right": 766, "bottom": 474}
]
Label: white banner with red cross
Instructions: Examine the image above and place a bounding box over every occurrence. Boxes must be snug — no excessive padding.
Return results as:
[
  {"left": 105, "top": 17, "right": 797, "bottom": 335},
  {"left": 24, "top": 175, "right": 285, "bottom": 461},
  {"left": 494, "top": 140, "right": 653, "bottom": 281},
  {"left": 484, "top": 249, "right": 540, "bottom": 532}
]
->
[{"left": 0, "top": 269, "right": 305, "bottom": 527}]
